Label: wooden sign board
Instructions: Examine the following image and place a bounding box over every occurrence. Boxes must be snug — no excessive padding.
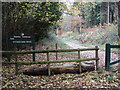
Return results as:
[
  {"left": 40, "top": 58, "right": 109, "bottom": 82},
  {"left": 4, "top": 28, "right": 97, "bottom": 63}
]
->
[{"left": 8, "top": 33, "right": 35, "bottom": 61}]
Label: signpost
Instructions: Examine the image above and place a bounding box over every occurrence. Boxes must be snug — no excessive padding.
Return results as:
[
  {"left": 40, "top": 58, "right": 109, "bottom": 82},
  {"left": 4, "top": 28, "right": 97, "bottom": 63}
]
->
[{"left": 8, "top": 33, "right": 35, "bottom": 62}]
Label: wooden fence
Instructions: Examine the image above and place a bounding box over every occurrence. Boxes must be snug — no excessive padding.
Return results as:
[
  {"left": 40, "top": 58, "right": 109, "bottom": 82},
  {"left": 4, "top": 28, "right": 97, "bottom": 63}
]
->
[{"left": 2, "top": 46, "right": 99, "bottom": 76}]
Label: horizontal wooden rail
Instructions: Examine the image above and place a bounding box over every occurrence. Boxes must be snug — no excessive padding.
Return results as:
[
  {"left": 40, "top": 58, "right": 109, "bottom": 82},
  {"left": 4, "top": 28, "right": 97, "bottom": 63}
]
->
[
  {"left": 1, "top": 48, "right": 99, "bottom": 55},
  {"left": 110, "top": 60, "right": 120, "bottom": 65},
  {"left": 2, "top": 58, "right": 99, "bottom": 65},
  {"left": 110, "top": 45, "right": 120, "bottom": 48}
]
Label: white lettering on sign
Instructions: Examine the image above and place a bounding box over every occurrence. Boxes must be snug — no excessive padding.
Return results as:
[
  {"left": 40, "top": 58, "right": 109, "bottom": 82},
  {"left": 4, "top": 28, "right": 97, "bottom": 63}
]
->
[
  {"left": 10, "top": 38, "right": 14, "bottom": 40},
  {"left": 14, "top": 36, "right": 21, "bottom": 38},
  {"left": 22, "top": 36, "right": 31, "bottom": 38},
  {"left": 26, "top": 41, "right": 32, "bottom": 43},
  {"left": 9, "top": 34, "right": 33, "bottom": 44},
  {"left": 12, "top": 41, "right": 32, "bottom": 44}
]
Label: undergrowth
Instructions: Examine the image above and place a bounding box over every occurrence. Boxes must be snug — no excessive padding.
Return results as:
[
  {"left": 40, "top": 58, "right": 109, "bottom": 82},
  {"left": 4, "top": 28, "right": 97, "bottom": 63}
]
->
[{"left": 70, "top": 24, "right": 119, "bottom": 53}]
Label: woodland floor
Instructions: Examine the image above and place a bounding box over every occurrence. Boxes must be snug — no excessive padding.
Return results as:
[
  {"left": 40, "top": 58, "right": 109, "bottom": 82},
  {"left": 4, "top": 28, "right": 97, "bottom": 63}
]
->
[{"left": 2, "top": 36, "right": 120, "bottom": 89}]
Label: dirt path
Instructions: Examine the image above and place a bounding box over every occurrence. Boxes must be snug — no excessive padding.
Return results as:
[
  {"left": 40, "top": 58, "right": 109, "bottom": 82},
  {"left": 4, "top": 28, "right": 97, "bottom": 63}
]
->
[{"left": 64, "top": 40, "right": 119, "bottom": 67}]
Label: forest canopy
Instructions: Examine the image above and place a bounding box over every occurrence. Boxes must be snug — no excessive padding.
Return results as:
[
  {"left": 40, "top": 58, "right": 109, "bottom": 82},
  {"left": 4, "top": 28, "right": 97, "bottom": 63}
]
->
[
  {"left": 2, "top": 3, "right": 64, "bottom": 40},
  {"left": 2, "top": 2, "right": 120, "bottom": 50},
  {"left": 2, "top": 2, "right": 64, "bottom": 50}
]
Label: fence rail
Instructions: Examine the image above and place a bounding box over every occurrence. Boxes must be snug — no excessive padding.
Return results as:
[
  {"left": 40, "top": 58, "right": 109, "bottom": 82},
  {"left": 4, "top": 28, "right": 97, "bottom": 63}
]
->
[
  {"left": 2, "top": 58, "right": 99, "bottom": 65},
  {"left": 2, "top": 46, "right": 99, "bottom": 76},
  {"left": 2, "top": 48, "right": 98, "bottom": 55}
]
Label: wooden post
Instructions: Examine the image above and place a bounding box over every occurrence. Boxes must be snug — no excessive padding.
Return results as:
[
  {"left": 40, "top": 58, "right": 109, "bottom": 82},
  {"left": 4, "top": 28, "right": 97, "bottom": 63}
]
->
[
  {"left": 56, "top": 43, "right": 58, "bottom": 60},
  {"left": 78, "top": 50, "right": 82, "bottom": 73},
  {"left": 105, "top": 44, "right": 111, "bottom": 71},
  {"left": 7, "top": 55, "right": 11, "bottom": 62},
  {"left": 15, "top": 47, "right": 18, "bottom": 75},
  {"left": 15, "top": 54, "right": 18, "bottom": 75},
  {"left": 32, "top": 37, "right": 35, "bottom": 62},
  {"left": 46, "top": 47, "right": 51, "bottom": 76},
  {"left": 95, "top": 46, "right": 99, "bottom": 70}
]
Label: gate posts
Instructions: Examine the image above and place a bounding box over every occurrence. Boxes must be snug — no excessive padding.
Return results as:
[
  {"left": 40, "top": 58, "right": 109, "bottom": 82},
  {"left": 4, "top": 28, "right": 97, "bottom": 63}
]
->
[
  {"left": 105, "top": 43, "right": 111, "bottom": 71},
  {"left": 105, "top": 43, "right": 120, "bottom": 71}
]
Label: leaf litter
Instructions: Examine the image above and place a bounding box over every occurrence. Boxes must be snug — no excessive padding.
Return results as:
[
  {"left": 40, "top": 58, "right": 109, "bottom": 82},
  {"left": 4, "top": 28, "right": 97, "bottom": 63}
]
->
[
  {"left": 2, "top": 64, "right": 120, "bottom": 89},
  {"left": 2, "top": 44, "right": 120, "bottom": 89}
]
